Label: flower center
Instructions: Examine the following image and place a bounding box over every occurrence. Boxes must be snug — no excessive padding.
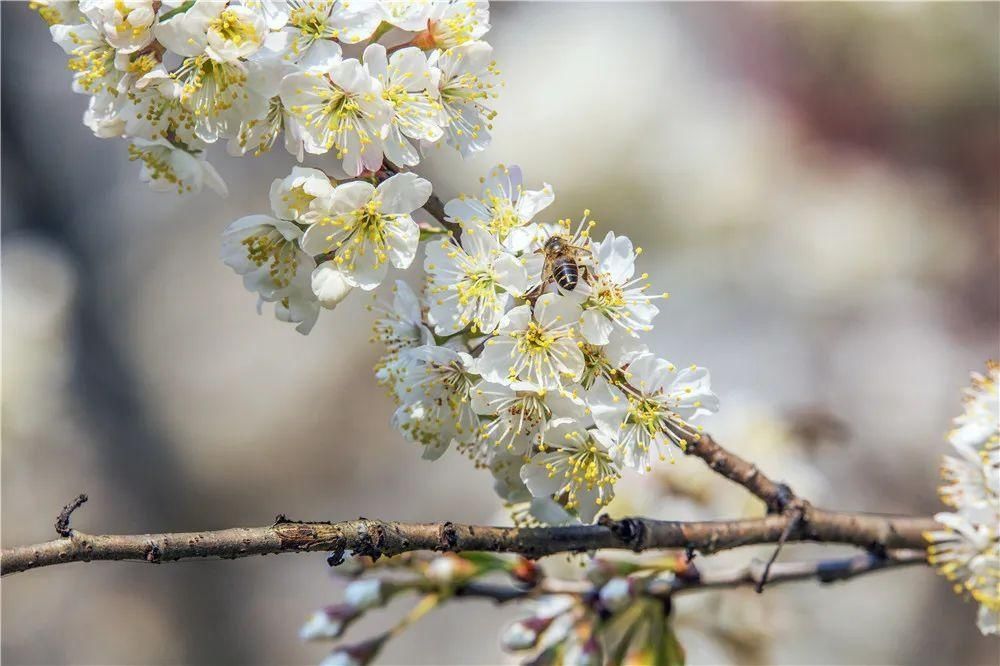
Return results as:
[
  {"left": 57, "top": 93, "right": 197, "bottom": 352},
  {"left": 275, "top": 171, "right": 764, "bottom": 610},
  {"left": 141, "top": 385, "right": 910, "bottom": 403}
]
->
[
  {"left": 283, "top": 185, "right": 315, "bottom": 218},
  {"left": 517, "top": 321, "right": 555, "bottom": 355},
  {"left": 241, "top": 228, "right": 299, "bottom": 288},
  {"left": 485, "top": 197, "right": 521, "bottom": 239},
  {"left": 209, "top": 9, "right": 259, "bottom": 46},
  {"left": 628, "top": 397, "right": 664, "bottom": 437},
  {"left": 290, "top": 5, "right": 331, "bottom": 40},
  {"left": 174, "top": 56, "right": 246, "bottom": 118},
  {"left": 590, "top": 280, "right": 626, "bottom": 310},
  {"left": 127, "top": 53, "right": 158, "bottom": 77},
  {"left": 456, "top": 270, "right": 496, "bottom": 306}
]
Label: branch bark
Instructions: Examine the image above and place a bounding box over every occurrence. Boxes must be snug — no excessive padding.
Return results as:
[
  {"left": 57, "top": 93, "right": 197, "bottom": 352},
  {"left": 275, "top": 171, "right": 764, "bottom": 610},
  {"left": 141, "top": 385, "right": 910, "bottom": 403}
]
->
[
  {"left": 1, "top": 509, "right": 936, "bottom": 576},
  {"left": 454, "top": 550, "right": 928, "bottom": 604},
  {"left": 685, "top": 433, "right": 797, "bottom": 513}
]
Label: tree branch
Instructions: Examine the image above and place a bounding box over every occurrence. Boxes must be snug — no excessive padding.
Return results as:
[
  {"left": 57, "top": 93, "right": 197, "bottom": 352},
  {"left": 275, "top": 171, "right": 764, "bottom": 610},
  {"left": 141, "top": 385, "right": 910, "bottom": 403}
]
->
[
  {"left": 685, "top": 433, "right": 797, "bottom": 513},
  {"left": 1, "top": 507, "right": 936, "bottom": 576},
  {"left": 452, "top": 550, "right": 928, "bottom": 604}
]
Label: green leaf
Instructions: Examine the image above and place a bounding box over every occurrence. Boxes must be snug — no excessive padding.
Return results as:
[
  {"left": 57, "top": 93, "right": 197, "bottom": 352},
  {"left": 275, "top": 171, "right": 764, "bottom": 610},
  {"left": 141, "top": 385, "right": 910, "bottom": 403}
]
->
[
  {"left": 457, "top": 552, "right": 510, "bottom": 573},
  {"left": 159, "top": 1, "right": 195, "bottom": 22},
  {"left": 653, "top": 615, "right": 685, "bottom": 666},
  {"left": 418, "top": 222, "right": 448, "bottom": 241}
]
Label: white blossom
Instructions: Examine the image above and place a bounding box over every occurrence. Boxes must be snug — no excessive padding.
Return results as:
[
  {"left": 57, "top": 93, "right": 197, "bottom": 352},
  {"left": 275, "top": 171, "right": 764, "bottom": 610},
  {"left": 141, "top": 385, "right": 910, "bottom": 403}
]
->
[
  {"left": 443, "top": 164, "right": 553, "bottom": 252},
  {"left": 370, "top": 280, "right": 433, "bottom": 360},
  {"left": 477, "top": 293, "right": 584, "bottom": 390},
  {"left": 928, "top": 362, "right": 1000, "bottom": 636},
  {"left": 391, "top": 345, "right": 479, "bottom": 460},
  {"left": 377, "top": 0, "right": 434, "bottom": 32},
  {"left": 431, "top": 40, "right": 499, "bottom": 157},
  {"left": 576, "top": 231, "right": 667, "bottom": 344},
  {"left": 343, "top": 579, "right": 387, "bottom": 611},
  {"left": 311, "top": 262, "right": 353, "bottom": 309},
  {"left": 300, "top": 605, "right": 359, "bottom": 641},
  {"left": 205, "top": 4, "right": 268, "bottom": 63},
  {"left": 80, "top": 0, "right": 156, "bottom": 54},
  {"left": 471, "top": 380, "right": 586, "bottom": 453},
  {"left": 424, "top": 221, "right": 528, "bottom": 335},
  {"left": 300, "top": 172, "right": 431, "bottom": 290},
  {"left": 221, "top": 213, "right": 313, "bottom": 299},
  {"left": 152, "top": 1, "right": 224, "bottom": 58},
  {"left": 42, "top": 0, "right": 501, "bottom": 196},
  {"left": 128, "top": 138, "right": 228, "bottom": 196},
  {"left": 521, "top": 420, "right": 619, "bottom": 522},
  {"left": 50, "top": 22, "right": 119, "bottom": 98},
  {"left": 420, "top": 0, "right": 489, "bottom": 49},
  {"left": 363, "top": 44, "right": 442, "bottom": 167},
  {"left": 268, "top": 166, "right": 334, "bottom": 223},
  {"left": 272, "top": 268, "right": 322, "bottom": 334},
  {"left": 598, "top": 577, "right": 634, "bottom": 613},
  {"left": 280, "top": 59, "right": 392, "bottom": 174},
  {"left": 590, "top": 353, "right": 719, "bottom": 472}
]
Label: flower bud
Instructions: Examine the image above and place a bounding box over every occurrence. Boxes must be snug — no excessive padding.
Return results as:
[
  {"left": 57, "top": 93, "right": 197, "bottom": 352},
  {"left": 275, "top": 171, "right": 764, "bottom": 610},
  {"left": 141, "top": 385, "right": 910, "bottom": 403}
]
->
[
  {"left": 510, "top": 557, "right": 542, "bottom": 587},
  {"left": 343, "top": 578, "right": 389, "bottom": 611},
  {"left": 312, "top": 262, "right": 352, "bottom": 309},
  {"left": 319, "top": 633, "right": 389, "bottom": 666},
  {"left": 598, "top": 577, "right": 634, "bottom": 613},
  {"left": 424, "top": 554, "right": 476, "bottom": 584},
  {"left": 500, "top": 615, "right": 557, "bottom": 652},
  {"left": 299, "top": 604, "right": 361, "bottom": 641}
]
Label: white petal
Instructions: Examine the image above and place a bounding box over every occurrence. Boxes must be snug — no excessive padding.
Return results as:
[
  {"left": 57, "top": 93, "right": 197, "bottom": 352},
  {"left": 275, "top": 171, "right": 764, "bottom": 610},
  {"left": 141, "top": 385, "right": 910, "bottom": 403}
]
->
[
  {"left": 580, "top": 310, "right": 613, "bottom": 345},
  {"left": 384, "top": 215, "right": 420, "bottom": 269},
  {"left": 533, "top": 293, "right": 581, "bottom": 330},
  {"left": 493, "top": 253, "right": 528, "bottom": 296},
  {"left": 377, "top": 172, "right": 432, "bottom": 214},
  {"left": 311, "top": 262, "right": 353, "bottom": 308},
  {"left": 331, "top": 181, "right": 376, "bottom": 213}
]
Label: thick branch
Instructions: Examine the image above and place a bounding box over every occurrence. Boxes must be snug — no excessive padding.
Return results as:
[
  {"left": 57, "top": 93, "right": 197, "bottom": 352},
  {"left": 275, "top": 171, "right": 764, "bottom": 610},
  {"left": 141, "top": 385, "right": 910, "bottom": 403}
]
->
[{"left": 1, "top": 510, "right": 936, "bottom": 576}]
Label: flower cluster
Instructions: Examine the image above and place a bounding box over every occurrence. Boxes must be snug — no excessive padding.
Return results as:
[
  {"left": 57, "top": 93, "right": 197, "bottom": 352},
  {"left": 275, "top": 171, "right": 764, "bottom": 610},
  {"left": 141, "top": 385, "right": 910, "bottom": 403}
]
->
[
  {"left": 300, "top": 550, "right": 689, "bottom": 666},
  {"left": 36, "top": 0, "right": 498, "bottom": 195},
  {"left": 501, "top": 557, "right": 687, "bottom": 666},
  {"left": 926, "top": 361, "right": 1000, "bottom": 636},
  {"left": 221, "top": 166, "right": 431, "bottom": 332},
  {"left": 369, "top": 164, "right": 718, "bottom": 524},
  {"left": 301, "top": 552, "right": 528, "bottom": 666}
]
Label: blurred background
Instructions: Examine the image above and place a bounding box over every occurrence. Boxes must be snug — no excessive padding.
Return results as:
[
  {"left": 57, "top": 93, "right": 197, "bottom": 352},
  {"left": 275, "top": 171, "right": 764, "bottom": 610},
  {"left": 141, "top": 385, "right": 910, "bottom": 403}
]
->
[{"left": 2, "top": 2, "right": 998, "bottom": 664}]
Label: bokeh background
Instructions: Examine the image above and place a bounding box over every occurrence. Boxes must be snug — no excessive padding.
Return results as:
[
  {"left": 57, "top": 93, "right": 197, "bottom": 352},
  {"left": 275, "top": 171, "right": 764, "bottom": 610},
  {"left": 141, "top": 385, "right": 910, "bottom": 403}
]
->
[{"left": 3, "top": 2, "right": 999, "bottom": 664}]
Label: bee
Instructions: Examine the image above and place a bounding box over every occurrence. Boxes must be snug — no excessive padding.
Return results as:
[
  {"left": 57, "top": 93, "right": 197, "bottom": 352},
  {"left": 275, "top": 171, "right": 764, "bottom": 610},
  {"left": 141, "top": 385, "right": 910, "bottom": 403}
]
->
[{"left": 540, "top": 234, "right": 590, "bottom": 291}]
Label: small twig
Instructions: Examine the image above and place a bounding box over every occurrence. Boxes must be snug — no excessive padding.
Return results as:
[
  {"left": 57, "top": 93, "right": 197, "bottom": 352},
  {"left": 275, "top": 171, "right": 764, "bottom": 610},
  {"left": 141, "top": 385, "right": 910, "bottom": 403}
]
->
[
  {"left": 54, "top": 493, "right": 88, "bottom": 537},
  {"left": 685, "top": 433, "right": 797, "bottom": 513},
  {"left": 449, "top": 550, "right": 927, "bottom": 603},
  {"left": 755, "top": 505, "right": 805, "bottom": 593}
]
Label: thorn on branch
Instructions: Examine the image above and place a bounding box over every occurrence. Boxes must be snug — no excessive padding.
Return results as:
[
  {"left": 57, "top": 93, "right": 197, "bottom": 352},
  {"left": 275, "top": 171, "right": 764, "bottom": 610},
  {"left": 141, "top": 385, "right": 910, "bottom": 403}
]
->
[{"left": 54, "top": 494, "right": 88, "bottom": 537}]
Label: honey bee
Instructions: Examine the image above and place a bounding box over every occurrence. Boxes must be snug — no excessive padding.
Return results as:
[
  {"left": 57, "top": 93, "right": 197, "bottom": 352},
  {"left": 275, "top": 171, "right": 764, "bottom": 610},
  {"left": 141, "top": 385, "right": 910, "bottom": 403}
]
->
[{"left": 540, "top": 234, "right": 590, "bottom": 291}]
